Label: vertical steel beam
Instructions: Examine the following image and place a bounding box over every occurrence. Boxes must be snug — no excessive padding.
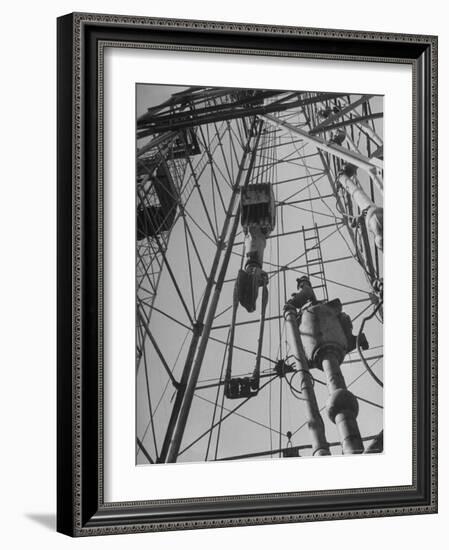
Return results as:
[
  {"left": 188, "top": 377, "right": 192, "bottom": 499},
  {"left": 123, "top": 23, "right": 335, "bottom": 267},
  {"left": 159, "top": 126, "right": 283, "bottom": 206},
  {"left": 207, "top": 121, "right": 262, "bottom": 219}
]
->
[
  {"left": 166, "top": 201, "right": 242, "bottom": 462},
  {"left": 157, "top": 143, "right": 247, "bottom": 463},
  {"left": 358, "top": 213, "right": 377, "bottom": 282},
  {"left": 339, "top": 172, "right": 383, "bottom": 252},
  {"left": 339, "top": 172, "right": 374, "bottom": 212},
  {"left": 164, "top": 120, "right": 263, "bottom": 463},
  {"left": 157, "top": 175, "right": 240, "bottom": 462},
  {"left": 284, "top": 305, "right": 330, "bottom": 456}
]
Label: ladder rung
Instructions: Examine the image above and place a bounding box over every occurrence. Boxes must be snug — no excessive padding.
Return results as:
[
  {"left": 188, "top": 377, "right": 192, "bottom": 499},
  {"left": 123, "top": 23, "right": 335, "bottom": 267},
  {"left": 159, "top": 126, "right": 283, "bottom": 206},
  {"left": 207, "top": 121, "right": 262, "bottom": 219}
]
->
[{"left": 303, "top": 226, "right": 319, "bottom": 233}]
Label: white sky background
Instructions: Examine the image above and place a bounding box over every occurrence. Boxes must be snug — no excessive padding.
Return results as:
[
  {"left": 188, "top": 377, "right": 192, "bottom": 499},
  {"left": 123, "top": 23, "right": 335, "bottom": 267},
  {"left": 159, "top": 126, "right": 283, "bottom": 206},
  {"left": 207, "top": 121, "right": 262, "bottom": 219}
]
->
[{"left": 136, "top": 84, "right": 384, "bottom": 464}]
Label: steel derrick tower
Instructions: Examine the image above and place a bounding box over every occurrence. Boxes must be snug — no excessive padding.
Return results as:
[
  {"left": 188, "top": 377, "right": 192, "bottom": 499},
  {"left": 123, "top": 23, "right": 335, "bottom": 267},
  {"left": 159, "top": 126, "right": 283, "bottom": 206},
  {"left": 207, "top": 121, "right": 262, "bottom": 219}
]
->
[{"left": 136, "top": 86, "right": 384, "bottom": 465}]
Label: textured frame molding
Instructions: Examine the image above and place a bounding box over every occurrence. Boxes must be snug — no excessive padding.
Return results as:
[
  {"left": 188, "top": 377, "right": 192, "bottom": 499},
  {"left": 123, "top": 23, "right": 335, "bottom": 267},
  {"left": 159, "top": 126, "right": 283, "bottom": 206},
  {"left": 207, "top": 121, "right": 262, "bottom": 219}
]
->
[{"left": 57, "top": 12, "right": 437, "bottom": 537}]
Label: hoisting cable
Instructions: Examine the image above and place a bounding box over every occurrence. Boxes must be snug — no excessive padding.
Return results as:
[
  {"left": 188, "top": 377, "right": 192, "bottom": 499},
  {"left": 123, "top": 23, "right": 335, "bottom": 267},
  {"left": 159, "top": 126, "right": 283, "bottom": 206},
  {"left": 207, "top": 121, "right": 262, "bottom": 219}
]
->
[
  {"left": 286, "top": 367, "right": 315, "bottom": 401},
  {"left": 268, "top": 219, "right": 274, "bottom": 451},
  {"left": 252, "top": 279, "right": 269, "bottom": 385},
  {"left": 224, "top": 278, "right": 240, "bottom": 386},
  {"left": 225, "top": 275, "right": 269, "bottom": 396},
  {"left": 357, "top": 300, "right": 384, "bottom": 388},
  {"left": 205, "top": 331, "right": 230, "bottom": 461},
  {"left": 223, "top": 121, "right": 262, "bottom": 389}
]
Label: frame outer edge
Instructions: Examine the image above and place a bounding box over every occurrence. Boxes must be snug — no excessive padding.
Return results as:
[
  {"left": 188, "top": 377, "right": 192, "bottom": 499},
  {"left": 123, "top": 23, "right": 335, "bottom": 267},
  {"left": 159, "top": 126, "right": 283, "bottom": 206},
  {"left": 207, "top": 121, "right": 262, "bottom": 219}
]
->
[
  {"left": 59, "top": 12, "right": 438, "bottom": 536},
  {"left": 71, "top": 11, "right": 437, "bottom": 44},
  {"left": 57, "top": 13, "right": 77, "bottom": 537},
  {"left": 429, "top": 34, "right": 438, "bottom": 513}
]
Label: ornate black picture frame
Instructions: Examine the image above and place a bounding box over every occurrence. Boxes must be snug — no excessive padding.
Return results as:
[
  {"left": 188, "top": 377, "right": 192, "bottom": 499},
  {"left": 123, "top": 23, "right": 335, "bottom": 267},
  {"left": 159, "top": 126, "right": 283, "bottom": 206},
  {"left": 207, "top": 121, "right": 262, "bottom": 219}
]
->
[{"left": 57, "top": 12, "right": 437, "bottom": 536}]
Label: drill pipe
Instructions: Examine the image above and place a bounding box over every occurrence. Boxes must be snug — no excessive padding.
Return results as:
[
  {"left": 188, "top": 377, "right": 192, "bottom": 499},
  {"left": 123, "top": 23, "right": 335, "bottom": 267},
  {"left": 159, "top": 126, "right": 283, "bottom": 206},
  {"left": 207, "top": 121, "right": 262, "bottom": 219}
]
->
[
  {"left": 321, "top": 352, "right": 364, "bottom": 454},
  {"left": 284, "top": 305, "right": 330, "bottom": 456}
]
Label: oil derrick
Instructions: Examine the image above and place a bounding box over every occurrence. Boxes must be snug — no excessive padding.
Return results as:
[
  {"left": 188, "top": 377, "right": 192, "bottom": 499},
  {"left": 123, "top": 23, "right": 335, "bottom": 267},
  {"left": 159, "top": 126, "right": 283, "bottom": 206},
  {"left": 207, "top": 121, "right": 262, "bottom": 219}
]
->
[{"left": 135, "top": 86, "right": 384, "bottom": 465}]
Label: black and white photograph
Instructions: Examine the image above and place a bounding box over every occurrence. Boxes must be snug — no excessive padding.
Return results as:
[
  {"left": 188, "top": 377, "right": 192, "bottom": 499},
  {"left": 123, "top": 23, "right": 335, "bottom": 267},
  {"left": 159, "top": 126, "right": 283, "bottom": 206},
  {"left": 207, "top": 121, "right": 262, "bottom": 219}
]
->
[
  {"left": 0, "top": 0, "right": 441, "bottom": 545},
  {"left": 135, "top": 84, "right": 384, "bottom": 465}
]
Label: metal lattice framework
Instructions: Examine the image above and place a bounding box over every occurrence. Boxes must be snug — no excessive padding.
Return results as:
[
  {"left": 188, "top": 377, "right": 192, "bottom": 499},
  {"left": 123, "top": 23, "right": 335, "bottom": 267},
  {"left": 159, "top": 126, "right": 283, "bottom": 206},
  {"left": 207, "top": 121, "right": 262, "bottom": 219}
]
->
[{"left": 135, "top": 86, "right": 384, "bottom": 465}]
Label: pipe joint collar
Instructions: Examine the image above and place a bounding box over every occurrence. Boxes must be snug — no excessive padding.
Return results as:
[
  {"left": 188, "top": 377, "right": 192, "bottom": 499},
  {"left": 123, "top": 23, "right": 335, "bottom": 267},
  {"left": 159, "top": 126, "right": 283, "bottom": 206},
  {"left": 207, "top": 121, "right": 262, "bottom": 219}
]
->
[{"left": 326, "top": 388, "right": 359, "bottom": 423}]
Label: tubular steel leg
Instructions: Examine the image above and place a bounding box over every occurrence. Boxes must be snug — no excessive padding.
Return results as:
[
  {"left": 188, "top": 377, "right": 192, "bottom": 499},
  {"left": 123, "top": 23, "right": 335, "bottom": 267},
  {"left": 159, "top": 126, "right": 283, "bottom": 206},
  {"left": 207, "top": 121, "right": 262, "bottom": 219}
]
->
[
  {"left": 166, "top": 203, "right": 242, "bottom": 462},
  {"left": 321, "top": 352, "right": 364, "bottom": 454},
  {"left": 157, "top": 182, "right": 240, "bottom": 463},
  {"left": 165, "top": 122, "right": 264, "bottom": 463},
  {"left": 284, "top": 306, "right": 330, "bottom": 456}
]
